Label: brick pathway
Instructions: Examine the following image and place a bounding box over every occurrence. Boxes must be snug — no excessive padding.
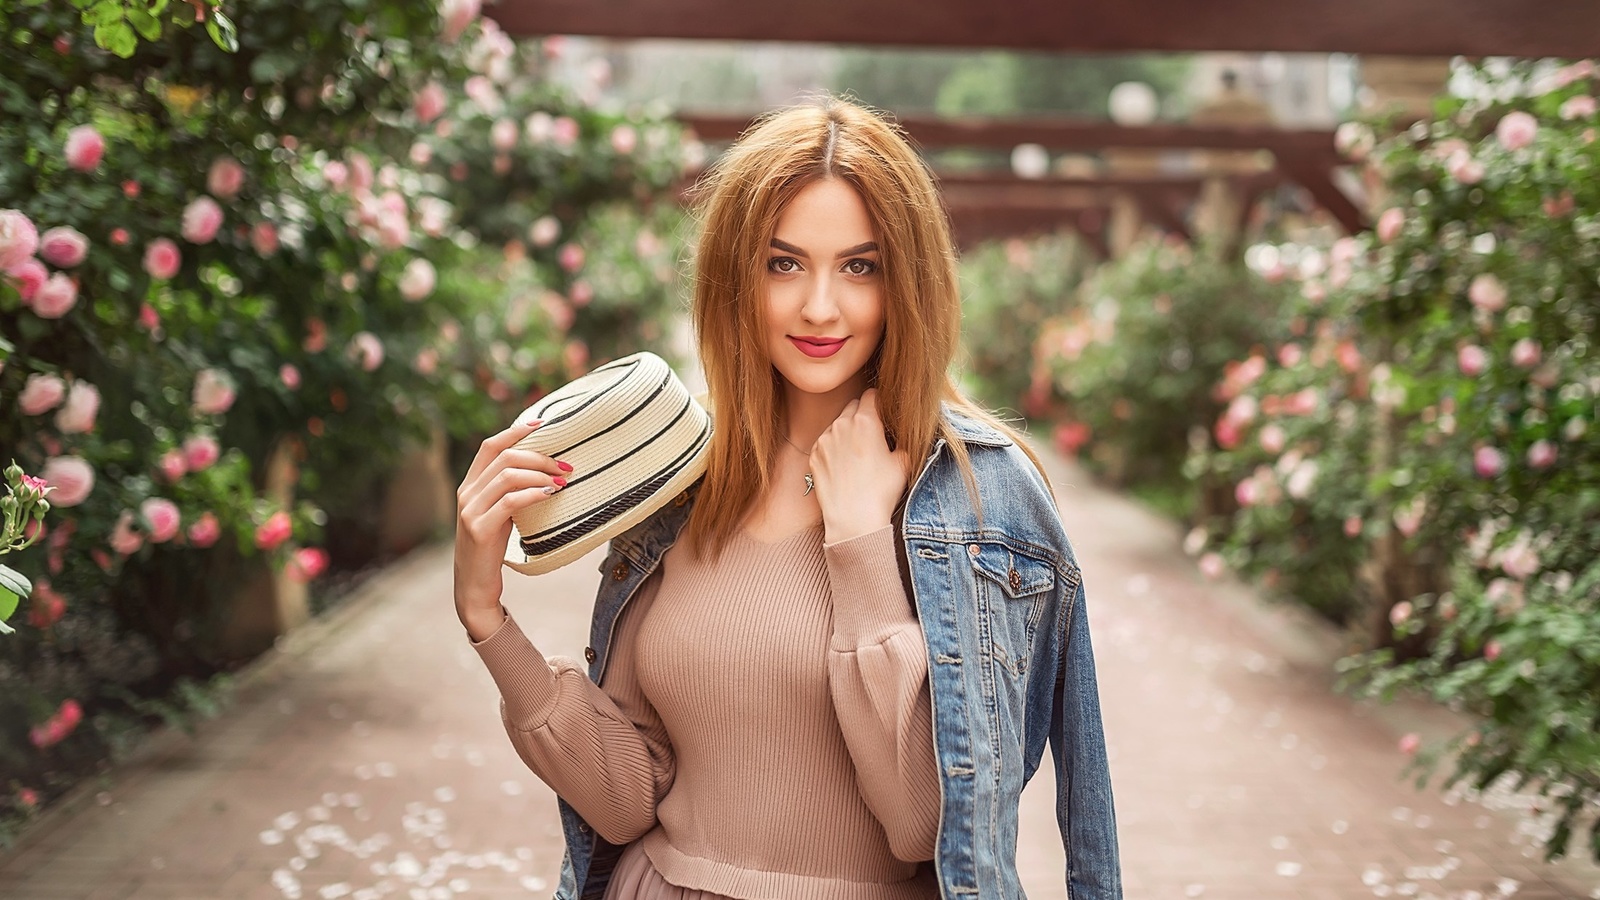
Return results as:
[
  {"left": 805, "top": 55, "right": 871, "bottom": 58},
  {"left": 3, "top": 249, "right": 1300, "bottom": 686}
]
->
[{"left": 3, "top": 451, "right": 1598, "bottom": 900}]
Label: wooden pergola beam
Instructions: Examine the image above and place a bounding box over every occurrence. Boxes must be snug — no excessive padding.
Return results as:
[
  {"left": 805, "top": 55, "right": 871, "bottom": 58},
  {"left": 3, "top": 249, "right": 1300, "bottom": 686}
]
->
[
  {"left": 485, "top": 0, "right": 1600, "bottom": 57},
  {"left": 681, "top": 113, "right": 1339, "bottom": 163},
  {"left": 946, "top": 205, "right": 1110, "bottom": 256}
]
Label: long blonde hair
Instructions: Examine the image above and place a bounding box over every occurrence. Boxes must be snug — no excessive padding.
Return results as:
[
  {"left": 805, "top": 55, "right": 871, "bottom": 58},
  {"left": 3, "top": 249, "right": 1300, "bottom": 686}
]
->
[{"left": 685, "top": 96, "right": 1045, "bottom": 557}]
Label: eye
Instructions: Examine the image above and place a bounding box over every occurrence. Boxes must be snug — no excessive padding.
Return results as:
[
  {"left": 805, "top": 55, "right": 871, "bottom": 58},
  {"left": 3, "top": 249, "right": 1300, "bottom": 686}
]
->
[
  {"left": 843, "top": 258, "right": 877, "bottom": 276},
  {"left": 767, "top": 256, "right": 801, "bottom": 275}
]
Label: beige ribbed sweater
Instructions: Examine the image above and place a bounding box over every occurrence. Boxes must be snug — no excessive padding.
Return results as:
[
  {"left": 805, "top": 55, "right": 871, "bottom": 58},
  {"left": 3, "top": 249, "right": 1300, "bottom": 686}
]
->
[{"left": 471, "top": 523, "right": 942, "bottom": 900}]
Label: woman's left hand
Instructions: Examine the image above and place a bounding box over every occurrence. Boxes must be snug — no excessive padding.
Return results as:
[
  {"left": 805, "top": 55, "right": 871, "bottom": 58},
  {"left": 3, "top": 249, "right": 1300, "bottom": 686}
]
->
[{"left": 810, "top": 389, "right": 913, "bottom": 544}]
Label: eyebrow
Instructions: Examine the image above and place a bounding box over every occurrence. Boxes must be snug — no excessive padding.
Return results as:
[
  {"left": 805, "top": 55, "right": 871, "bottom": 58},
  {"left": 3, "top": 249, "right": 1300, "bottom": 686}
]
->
[{"left": 769, "top": 238, "right": 880, "bottom": 259}]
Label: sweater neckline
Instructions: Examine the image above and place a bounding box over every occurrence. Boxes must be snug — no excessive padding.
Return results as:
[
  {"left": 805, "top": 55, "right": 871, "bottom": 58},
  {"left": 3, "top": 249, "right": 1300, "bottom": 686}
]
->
[{"left": 736, "top": 520, "right": 825, "bottom": 548}]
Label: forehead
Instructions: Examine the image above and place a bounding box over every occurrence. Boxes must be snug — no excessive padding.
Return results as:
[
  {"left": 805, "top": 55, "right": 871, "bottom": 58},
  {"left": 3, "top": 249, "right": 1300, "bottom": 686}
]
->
[{"left": 772, "top": 179, "right": 876, "bottom": 246}]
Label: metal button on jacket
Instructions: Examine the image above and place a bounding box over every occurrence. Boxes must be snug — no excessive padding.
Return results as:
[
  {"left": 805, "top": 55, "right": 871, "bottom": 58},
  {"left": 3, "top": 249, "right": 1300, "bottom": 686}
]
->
[
  {"left": 583, "top": 646, "right": 597, "bottom": 663},
  {"left": 1008, "top": 567, "right": 1023, "bottom": 592},
  {"left": 611, "top": 562, "right": 630, "bottom": 581}
]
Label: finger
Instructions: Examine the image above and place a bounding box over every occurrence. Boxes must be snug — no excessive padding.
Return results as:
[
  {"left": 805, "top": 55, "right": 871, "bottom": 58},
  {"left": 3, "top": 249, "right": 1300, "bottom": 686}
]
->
[
  {"left": 464, "top": 418, "right": 544, "bottom": 484},
  {"left": 460, "top": 467, "right": 565, "bottom": 524}
]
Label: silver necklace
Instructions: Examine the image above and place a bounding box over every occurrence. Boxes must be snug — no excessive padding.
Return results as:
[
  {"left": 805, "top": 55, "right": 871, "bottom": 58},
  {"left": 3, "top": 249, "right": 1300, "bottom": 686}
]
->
[{"left": 780, "top": 433, "right": 815, "bottom": 496}]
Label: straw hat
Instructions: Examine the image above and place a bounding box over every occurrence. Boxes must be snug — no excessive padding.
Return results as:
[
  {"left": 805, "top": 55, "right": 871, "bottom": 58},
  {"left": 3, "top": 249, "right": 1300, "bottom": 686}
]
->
[{"left": 503, "top": 352, "right": 711, "bottom": 576}]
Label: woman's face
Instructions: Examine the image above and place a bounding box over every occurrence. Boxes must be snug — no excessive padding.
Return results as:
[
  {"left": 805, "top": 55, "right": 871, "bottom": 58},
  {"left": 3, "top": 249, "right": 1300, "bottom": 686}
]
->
[{"left": 763, "top": 178, "right": 885, "bottom": 403}]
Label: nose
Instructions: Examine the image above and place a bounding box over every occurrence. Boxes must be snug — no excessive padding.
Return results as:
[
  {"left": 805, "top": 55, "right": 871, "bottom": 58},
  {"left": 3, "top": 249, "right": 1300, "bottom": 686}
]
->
[{"left": 800, "top": 271, "right": 841, "bottom": 325}]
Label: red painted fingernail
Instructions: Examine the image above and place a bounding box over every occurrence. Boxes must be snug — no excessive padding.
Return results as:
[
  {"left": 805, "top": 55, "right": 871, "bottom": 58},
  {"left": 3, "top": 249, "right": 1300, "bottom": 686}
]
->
[
  {"left": 556, "top": 460, "right": 574, "bottom": 472},
  {"left": 552, "top": 476, "right": 568, "bottom": 487}
]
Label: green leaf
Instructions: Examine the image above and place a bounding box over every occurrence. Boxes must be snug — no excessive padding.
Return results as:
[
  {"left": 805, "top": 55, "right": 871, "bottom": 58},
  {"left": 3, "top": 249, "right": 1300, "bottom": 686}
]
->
[
  {"left": 0, "top": 585, "right": 19, "bottom": 626},
  {"left": 94, "top": 21, "right": 138, "bottom": 57},
  {"left": 127, "top": 8, "right": 162, "bottom": 40},
  {"left": 83, "top": 0, "right": 126, "bottom": 27},
  {"left": 0, "top": 564, "right": 29, "bottom": 602},
  {"left": 205, "top": 9, "right": 238, "bottom": 53}
]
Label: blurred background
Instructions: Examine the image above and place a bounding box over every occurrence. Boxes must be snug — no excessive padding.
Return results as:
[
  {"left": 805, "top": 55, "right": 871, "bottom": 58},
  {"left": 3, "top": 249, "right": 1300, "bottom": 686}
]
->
[{"left": 2, "top": 1, "right": 1599, "bottom": 897}]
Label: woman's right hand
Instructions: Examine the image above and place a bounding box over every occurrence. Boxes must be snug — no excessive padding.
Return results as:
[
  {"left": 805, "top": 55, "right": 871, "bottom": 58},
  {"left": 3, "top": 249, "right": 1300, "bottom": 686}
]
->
[{"left": 453, "top": 417, "right": 572, "bottom": 641}]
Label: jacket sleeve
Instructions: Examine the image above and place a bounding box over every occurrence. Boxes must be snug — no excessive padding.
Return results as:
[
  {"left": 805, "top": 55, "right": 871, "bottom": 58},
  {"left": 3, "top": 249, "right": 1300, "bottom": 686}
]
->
[
  {"left": 824, "top": 525, "right": 942, "bottom": 863},
  {"left": 470, "top": 576, "right": 673, "bottom": 845},
  {"left": 1050, "top": 574, "right": 1123, "bottom": 898}
]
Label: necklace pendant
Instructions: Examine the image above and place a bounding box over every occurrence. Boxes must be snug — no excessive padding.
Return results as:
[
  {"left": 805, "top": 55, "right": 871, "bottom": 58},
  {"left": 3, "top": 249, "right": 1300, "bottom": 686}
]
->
[{"left": 803, "top": 472, "right": 814, "bottom": 497}]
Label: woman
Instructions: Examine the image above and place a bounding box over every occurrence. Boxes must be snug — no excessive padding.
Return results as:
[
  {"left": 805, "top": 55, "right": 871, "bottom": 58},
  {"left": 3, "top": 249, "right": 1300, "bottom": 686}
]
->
[{"left": 453, "top": 97, "right": 1122, "bottom": 900}]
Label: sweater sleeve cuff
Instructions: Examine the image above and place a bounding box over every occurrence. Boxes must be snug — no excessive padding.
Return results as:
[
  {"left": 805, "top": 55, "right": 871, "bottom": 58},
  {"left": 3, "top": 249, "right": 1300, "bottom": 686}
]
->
[
  {"left": 825, "top": 524, "right": 916, "bottom": 647},
  {"left": 469, "top": 614, "right": 563, "bottom": 727}
]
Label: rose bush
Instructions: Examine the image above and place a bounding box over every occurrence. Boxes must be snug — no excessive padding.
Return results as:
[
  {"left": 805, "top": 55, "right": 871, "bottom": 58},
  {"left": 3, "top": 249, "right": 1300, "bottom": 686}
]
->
[
  {"left": 1032, "top": 238, "right": 1293, "bottom": 517},
  {"left": 1185, "top": 60, "right": 1600, "bottom": 860},
  {"left": 0, "top": 0, "right": 693, "bottom": 837}
]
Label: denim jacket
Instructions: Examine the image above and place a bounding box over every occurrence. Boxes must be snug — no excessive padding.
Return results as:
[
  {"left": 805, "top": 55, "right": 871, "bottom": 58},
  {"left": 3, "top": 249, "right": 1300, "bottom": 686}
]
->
[{"left": 552, "top": 406, "right": 1122, "bottom": 899}]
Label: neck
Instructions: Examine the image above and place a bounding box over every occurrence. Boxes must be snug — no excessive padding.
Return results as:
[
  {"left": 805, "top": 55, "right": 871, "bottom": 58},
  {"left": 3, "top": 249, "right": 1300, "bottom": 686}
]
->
[{"left": 781, "top": 375, "right": 869, "bottom": 448}]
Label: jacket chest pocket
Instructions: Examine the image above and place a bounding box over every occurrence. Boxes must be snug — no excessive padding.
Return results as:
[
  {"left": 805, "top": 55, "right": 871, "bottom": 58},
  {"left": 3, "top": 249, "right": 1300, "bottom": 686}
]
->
[{"left": 968, "top": 542, "right": 1054, "bottom": 677}]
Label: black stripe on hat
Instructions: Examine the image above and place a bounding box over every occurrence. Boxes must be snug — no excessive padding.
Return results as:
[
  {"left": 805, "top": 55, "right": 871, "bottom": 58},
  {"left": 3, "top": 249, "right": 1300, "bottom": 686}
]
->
[
  {"left": 523, "top": 389, "right": 700, "bottom": 541},
  {"left": 519, "top": 416, "right": 711, "bottom": 557}
]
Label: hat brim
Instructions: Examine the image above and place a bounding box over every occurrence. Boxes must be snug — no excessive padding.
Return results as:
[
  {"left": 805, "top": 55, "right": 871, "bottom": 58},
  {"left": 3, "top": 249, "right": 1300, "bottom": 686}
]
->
[{"left": 501, "top": 437, "right": 708, "bottom": 576}]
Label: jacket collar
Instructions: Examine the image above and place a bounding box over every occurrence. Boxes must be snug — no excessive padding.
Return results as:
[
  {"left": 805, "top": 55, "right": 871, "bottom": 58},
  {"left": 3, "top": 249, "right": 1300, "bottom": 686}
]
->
[{"left": 939, "top": 402, "right": 1014, "bottom": 448}]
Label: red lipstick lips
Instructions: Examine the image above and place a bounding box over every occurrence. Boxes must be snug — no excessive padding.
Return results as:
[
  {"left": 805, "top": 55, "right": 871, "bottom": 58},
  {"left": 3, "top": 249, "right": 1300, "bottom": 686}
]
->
[{"left": 789, "top": 336, "right": 847, "bottom": 358}]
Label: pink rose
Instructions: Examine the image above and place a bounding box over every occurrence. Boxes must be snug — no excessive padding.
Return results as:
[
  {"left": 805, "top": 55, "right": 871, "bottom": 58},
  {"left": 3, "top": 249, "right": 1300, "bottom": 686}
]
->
[
  {"left": 463, "top": 76, "right": 502, "bottom": 115},
  {"left": 1458, "top": 345, "right": 1489, "bottom": 377},
  {"left": 439, "top": 0, "right": 481, "bottom": 42},
  {"left": 1560, "top": 95, "right": 1597, "bottom": 121},
  {"left": 206, "top": 157, "right": 245, "bottom": 199},
  {"left": 287, "top": 547, "right": 330, "bottom": 582},
  {"left": 110, "top": 228, "right": 129, "bottom": 246},
  {"left": 1496, "top": 111, "right": 1538, "bottom": 151},
  {"left": 1258, "top": 423, "right": 1286, "bottom": 454},
  {"left": 1446, "top": 151, "right": 1484, "bottom": 185},
  {"left": 413, "top": 348, "right": 439, "bottom": 375},
  {"left": 323, "top": 160, "right": 350, "bottom": 191},
  {"left": 54, "top": 381, "right": 100, "bottom": 434},
  {"left": 528, "top": 216, "right": 561, "bottom": 248},
  {"left": 18, "top": 788, "right": 39, "bottom": 809},
  {"left": 250, "top": 222, "right": 279, "bottom": 257},
  {"left": 28, "top": 580, "right": 65, "bottom": 628},
  {"left": 348, "top": 152, "right": 374, "bottom": 192},
  {"left": 158, "top": 449, "right": 187, "bottom": 483},
  {"left": 39, "top": 456, "right": 93, "bottom": 506},
  {"left": 563, "top": 339, "right": 589, "bottom": 373},
  {"left": 1398, "top": 733, "right": 1421, "bottom": 755},
  {"left": 491, "top": 118, "right": 518, "bottom": 151},
  {"left": 143, "top": 238, "right": 181, "bottom": 280},
  {"left": 1474, "top": 446, "right": 1506, "bottom": 478},
  {"left": 1198, "top": 552, "right": 1225, "bottom": 580},
  {"left": 0, "top": 209, "right": 39, "bottom": 272},
  {"left": 29, "top": 699, "right": 84, "bottom": 749},
  {"left": 18, "top": 373, "right": 67, "bottom": 415},
  {"left": 192, "top": 368, "right": 236, "bottom": 415},
  {"left": 1389, "top": 601, "right": 1413, "bottom": 627},
  {"left": 187, "top": 512, "right": 221, "bottom": 548},
  {"left": 38, "top": 227, "right": 88, "bottom": 268},
  {"left": 569, "top": 280, "right": 594, "bottom": 307},
  {"left": 1234, "top": 478, "right": 1259, "bottom": 508},
  {"left": 414, "top": 82, "right": 448, "bottom": 125},
  {"left": 399, "top": 258, "right": 436, "bottom": 301},
  {"left": 1343, "top": 515, "right": 1363, "bottom": 538},
  {"left": 181, "top": 196, "right": 224, "bottom": 244},
  {"left": 1468, "top": 274, "right": 1506, "bottom": 312},
  {"left": 64, "top": 125, "right": 105, "bottom": 172},
  {"left": 279, "top": 363, "right": 301, "bottom": 389},
  {"left": 138, "top": 303, "right": 160, "bottom": 331},
  {"left": 1376, "top": 207, "right": 1405, "bottom": 243},
  {"left": 109, "top": 510, "right": 144, "bottom": 555},
  {"left": 140, "top": 498, "right": 181, "bottom": 543},
  {"left": 31, "top": 273, "right": 78, "bottom": 319},
  {"left": 255, "top": 510, "right": 293, "bottom": 551},
  {"left": 610, "top": 124, "right": 638, "bottom": 155},
  {"left": 1527, "top": 440, "right": 1557, "bottom": 470},
  {"left": 1484, "top": 640, "right": 1502, "bottom": 662},
  {"left": 1334, "top": 121, "right": 1374, "bottom": 160},
  {"left": 348, "top": 331, "right": 384, "bottom": 371},
  {"left": 558, "top": 242, "right": 585, "bottom": 273},
  {"left": 8, "top": 258, "right": 48, "bottom": 302},
  {"left": 182, "top": 434, "right": 220, "bottom": 472},
  {"left": 552, "top": 116, "right": 579, "bottom": 148},
  {"left": 1510, "top": 338, "right": 1541, "bottom": 369}
]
